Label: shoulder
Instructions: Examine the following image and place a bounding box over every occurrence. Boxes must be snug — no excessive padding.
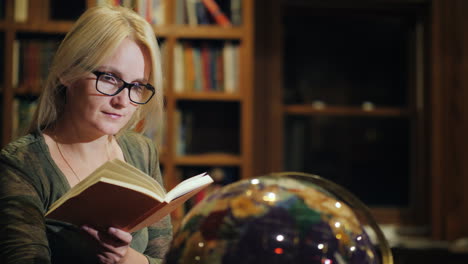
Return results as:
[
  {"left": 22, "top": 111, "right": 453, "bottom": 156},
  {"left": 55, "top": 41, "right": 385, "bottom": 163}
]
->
[
  {"left": 118, "top": 131, "right": 156, "bottom": 158},
  {"left": 0, "top": 133, "right": 49, "bottom": 202},
  {"left": 118, "top": 131, "right": 158, "bottom": 174},
  {"left": 119, "top": 130, "right": 153, "bottom": 147}
]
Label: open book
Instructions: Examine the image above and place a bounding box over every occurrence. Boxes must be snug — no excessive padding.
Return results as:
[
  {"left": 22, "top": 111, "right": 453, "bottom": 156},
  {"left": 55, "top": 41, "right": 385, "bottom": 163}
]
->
[{"left": 45, "top": 159, "right": 213, "bottom": 233}]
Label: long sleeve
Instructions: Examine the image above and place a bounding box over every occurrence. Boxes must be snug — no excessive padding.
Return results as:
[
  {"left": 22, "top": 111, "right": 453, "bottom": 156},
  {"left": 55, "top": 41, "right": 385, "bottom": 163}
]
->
[
  {"left": 0, "top": 163, "right": 51, "bottom": 263},
  {"left": 144, "top": 215, "right": 173, "bottom": 264},
  {"left": 142, "top": 136, "right": 173, "bottom": 263}
]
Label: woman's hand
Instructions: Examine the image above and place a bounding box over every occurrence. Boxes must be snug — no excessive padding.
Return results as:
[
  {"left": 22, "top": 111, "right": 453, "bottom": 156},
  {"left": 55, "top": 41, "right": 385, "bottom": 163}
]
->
[{"left": 82, "top": 225, "right": 132, "bottom": 264}]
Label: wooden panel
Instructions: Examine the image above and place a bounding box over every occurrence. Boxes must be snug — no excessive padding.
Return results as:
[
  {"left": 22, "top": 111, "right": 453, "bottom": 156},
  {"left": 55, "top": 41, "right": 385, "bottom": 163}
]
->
[
  {"left": 284, "top": 105, "right": 411, "bottom": 117},
  {"left": 431, "top": 0, "right": 468, "bottom": 241},
  {"left": 174, "top": 154, "right": 242, "bottom": 166},
  {"left": 153, "top": 25, "right": 243, "bottom": 39},
  {"left": 174, "top": 92, "right": 241, "bottom": 101}
]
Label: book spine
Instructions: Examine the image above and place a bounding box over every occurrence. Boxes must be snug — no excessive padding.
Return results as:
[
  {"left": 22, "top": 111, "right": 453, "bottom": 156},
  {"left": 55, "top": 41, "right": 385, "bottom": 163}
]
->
[
  {"left": 192, "top": 45, "right": 203, "bottom": 92},
  {"left": 12, "top": 40, "right": 20, "bottom": 88},
  {"left": 14, "top": 0, "right": 28, "bottom": 22},
  {"left": 195, "top": 0, "right": 209, "bottom": 25},
  {"left": 173, "top": 43, "right": 185, "bottom": 93},
  {"left": 230, "top": 0, "right": 242, "bottom": 26},
  {"left": 223, "top": 41, "right": 235, "bottom": 93},
  {"left": 175, "top": 0, "right": 186, "bottom": 24},
  {"left": 183, "top": 42, "right": 195, "bottom": 92},
  {"left": 201, "top": 0, "right": 231, "bottom": 27},
  {"left": 201, "top": 43, "right": 211, "bottom": 91},
  {"left": 186, "top": 0, "right": 198, "bottom": 26}
]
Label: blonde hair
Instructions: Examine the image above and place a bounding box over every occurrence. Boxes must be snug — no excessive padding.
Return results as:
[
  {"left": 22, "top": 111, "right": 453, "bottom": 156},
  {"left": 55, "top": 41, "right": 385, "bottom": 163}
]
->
[{"left": 28, "top": 5, "right": 164, "bottom": 140}]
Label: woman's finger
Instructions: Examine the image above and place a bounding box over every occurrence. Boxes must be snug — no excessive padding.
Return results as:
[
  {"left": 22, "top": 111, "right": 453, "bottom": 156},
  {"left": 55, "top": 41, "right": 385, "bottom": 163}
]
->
[{"left": 107, "top": 227, "right": 132, "bottom": 244}]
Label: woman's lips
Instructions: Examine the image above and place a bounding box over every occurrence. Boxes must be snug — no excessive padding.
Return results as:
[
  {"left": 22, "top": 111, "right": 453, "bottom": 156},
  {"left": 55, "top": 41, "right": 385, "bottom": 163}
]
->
[{"left": 103, "top": 111, "right": 122, "bottom": 119}]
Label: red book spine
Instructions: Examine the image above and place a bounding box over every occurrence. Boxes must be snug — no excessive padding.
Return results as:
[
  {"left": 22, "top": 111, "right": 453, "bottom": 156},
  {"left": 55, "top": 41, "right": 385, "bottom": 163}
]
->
[{"left": 201, "top": 0, "right": 231, "bottom": 27}]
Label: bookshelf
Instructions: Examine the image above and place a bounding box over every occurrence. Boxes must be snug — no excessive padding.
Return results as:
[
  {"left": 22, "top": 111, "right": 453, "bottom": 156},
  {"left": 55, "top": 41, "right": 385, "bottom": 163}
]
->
[
  {"left": 255, "top": 0, "right": 430, "bottom": 225},
  {"left": 0, "top": 0, "right": 254, "bottom": 226}
]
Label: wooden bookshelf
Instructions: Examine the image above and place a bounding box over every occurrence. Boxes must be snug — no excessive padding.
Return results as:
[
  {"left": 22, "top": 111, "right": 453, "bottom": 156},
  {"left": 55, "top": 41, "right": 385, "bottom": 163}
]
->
[
  {"left": 254, "top": 0, "right": 430, "bottom": 226},
  {"left": 283, "top": 105, "right": 412, "bottom": 117},
  {"left": 0, "top": 0, "right": 255, "bottom": 209}
]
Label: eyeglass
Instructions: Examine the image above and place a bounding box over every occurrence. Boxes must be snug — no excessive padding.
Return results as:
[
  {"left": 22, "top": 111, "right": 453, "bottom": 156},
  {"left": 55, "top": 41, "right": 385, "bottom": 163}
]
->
[{"left": 92, "top": 71, "right": 155, "bottom": 105}]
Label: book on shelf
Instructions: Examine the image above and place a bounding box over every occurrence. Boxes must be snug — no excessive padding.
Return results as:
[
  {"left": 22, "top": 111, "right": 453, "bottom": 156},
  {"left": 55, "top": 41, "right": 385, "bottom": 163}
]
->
[
  {"left": 202, "top": 0, "right": 231, "bottom": 27},
  {"left": 14, "top": 0, "right": 28, "bottom": 22},
  {"left": 173, "top": 43, "right": 185, "bottom": 93},
  {"left": 98, "top": 0, "right": 165, "bottom": 25},
  {"left": 12, "top": 40, "right": 20, "bottom": 88},
  {"left": 175, "top": 0, "right": 187, "bottom": 24},
  {"left": 175, "top": 109, "right": 194, "bottom": 156},
  {"left": 177, "top": 0, "right": 241, "bottom": 26},
  {"left": 230, "top": 0, "right": 242, "bottom": 26},
  {"left": 175, "top": 41, "right": 237, "bottom": 93},
  {"left": 192, "top": 46, "right": 203, "bottom": 91},
  {"left": 195, "top": 0, "right": 210, "bottom": 24},
  {"left": 45, "top": 159, "right": 213, "bottom": 233},
  {"left": 12, "top": 98, "right": 38, "bottom": 139},
  {"left": 223, "top": 41, "right": 238, "bottom": 93},
  {"left": 14, "top": 39, "right": 59, "bottom": 94},
  {"left": 183, "top": 42, "right": 196, "bottom": 91}
]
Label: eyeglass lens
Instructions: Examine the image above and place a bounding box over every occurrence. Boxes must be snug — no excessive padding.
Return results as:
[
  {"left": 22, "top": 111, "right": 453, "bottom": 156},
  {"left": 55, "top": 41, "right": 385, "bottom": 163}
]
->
[{"left": 97, "top": 74, "right": 153, "bottom": 104}]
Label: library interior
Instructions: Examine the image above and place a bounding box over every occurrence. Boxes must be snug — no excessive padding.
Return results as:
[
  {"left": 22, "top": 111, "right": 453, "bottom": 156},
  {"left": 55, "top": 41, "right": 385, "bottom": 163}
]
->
[{"left": 1, "top": 0, "right": 468, "bottom": 263}]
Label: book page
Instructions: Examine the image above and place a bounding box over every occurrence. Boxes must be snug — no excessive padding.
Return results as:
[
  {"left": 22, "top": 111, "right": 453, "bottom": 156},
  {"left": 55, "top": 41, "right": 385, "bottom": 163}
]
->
[
  {"left": 110, "top": 159, "right": 165, "bottom": 196},
  {"left": 164, "top": 173, "right": 213, "bottom": 202}
]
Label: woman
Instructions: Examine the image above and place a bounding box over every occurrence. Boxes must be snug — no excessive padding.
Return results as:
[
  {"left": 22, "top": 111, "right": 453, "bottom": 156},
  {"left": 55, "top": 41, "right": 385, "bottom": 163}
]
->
[{"left": 0, "top": 5, "right": 171, "bottom": 264}]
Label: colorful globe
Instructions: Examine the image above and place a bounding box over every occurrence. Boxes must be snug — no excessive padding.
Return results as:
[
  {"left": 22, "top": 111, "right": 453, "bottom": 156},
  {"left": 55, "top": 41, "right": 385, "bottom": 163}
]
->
[{"left": 164, "top": 173, "right": 385, "bottom": 264}]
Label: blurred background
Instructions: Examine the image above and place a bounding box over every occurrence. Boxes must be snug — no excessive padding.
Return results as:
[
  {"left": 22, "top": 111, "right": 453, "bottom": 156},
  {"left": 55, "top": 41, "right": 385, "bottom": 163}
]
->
[{"left": 2, "top": 0, "right": 468, "bottom": 263}]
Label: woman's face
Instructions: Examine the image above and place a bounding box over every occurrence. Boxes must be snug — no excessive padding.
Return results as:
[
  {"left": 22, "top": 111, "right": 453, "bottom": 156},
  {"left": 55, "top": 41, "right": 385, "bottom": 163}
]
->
[{"left": 65, "top": 38, "right": 151, "bottom": 137}]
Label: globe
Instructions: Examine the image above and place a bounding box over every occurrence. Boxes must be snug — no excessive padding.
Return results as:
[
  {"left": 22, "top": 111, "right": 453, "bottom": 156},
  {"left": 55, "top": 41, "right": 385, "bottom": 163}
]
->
[{"left": 164, "top": 173, "right": 392, "bottom": 264}]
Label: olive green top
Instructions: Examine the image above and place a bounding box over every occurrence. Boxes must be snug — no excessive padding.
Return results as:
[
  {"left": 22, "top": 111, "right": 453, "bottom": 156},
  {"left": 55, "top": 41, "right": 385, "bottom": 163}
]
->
[{"left": 0, "top": 131, "right": 172, "bottom": 264}]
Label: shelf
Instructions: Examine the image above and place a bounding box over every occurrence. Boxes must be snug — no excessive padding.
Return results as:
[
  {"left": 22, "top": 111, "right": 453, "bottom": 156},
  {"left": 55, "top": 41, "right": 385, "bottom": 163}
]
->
[
  {"left": 284, "top": 105, "right": 411, "bottom": 117},
  {"left": 13, "top": 21, "right": 75, "bottom": 33},
  {"left": 6, "top": 23, "right": 243, "bottom": 38},
  {"left": 174, "top": 92, "right": 241, "bottom": 101},
  {"left": 174, "top": 153, "right": 242, "bottom": 166},
  {"left": 153, "top": 25, "right": 243, "bottom": 39}
]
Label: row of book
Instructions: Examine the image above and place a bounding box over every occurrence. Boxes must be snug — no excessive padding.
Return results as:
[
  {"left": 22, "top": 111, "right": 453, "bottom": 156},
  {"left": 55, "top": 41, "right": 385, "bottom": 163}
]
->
[
  {"left": 12, "top": 0, "right": 241, "bottom": 26},
  {"left": 12, "top": 97, "right": 38, "bottom": 139},
  {"left": 12, "top": 38, "right": 238, "bottom": 94},
  {"left": 97, "top": 0, "right": 166, "bottom": 25},
  {"left": 176, "top": 0, "right": 241, "bottom": 26},
  {"left": 175, "top": 109, "right": 193, "bottom": 156},
  {"left": 12, "top": 39, "right": 60, "bottom": 94},
  {"left": 174, "top": 41, "right": 239, "bottom": 93}
]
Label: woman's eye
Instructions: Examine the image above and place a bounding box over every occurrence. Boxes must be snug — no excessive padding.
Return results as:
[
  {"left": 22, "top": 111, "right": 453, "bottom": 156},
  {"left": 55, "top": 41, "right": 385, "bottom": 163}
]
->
[
  {"left": 132, "top": 84, "right": 144, "bottom": 94},
  {"left": 102, "top": 74, "right": 117, "bottom": 83}
]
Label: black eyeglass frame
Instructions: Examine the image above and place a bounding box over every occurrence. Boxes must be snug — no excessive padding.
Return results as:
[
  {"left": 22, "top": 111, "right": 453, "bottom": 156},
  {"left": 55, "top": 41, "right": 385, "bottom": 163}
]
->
[{"left": 92, "top": 71, "right": 156, "bottom": 105}]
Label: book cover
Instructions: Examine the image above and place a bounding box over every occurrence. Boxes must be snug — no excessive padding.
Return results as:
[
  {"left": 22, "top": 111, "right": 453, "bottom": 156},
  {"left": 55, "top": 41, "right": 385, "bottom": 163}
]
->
[
  {"left": 192, "top": 45, "right": 203, "bottom": 92},
  {"left": 173, "top": 42, "right": 186, "bottom": 93},
  {"left": 14, "top": 0, "right": 28, "bottom": 22},
  {"left": 183, "top": 42, "right": 195, "bottom": 92},
  {"left": 186, "top": 0, "right": 198, "bottom": 26},
  {"left": 223, "top": 41, "right": 236, "bottom": 93},
  {"left": 45, "top": 159, "right": 213, "bottom": 232},
  {"left": 201, "top": 0, "right": 231, "bottom": 27},
  {"left": 175, "top": 0, "right": 187, "bottom": 24},
  {"left": 201, "top": 42, "right": 212, "bottom": 91},
  {"left": 230, "top": 0, "right": 242, "bottom": 26}
]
